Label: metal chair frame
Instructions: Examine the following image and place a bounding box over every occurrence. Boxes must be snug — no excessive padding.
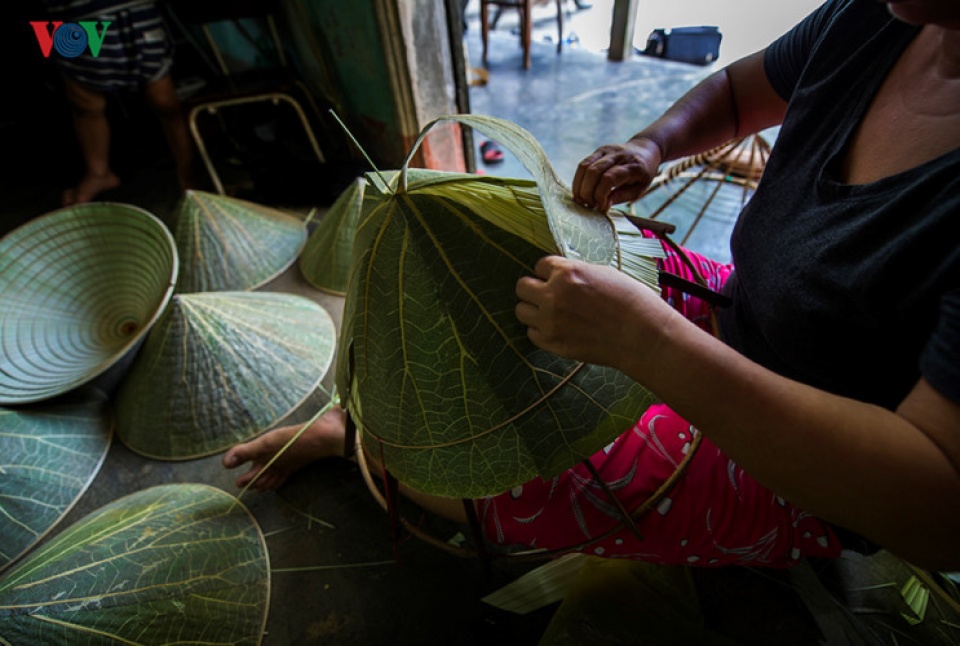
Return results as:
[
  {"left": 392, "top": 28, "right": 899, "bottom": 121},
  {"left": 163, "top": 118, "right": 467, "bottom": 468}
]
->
[{"left": 170, "top": 7, "right": 326, "bottom": 195}]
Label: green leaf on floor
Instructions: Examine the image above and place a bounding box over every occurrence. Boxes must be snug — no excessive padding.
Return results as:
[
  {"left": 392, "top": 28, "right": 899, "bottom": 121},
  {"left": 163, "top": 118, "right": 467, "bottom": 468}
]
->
[
  {"left": 901, "top": 575, "right": 930, "bottom": 625},
  {"left": 538, "top": 557, "right": 735, "bottom": 645},
  {"left": 482, "top": 554, "right": 590, "bottom": 615},
  {"left": 0, "top": 483, "right": 269, "bottom": 645},
  {"left": 0, "top": 390, "right": 111, "bottom": 574}
]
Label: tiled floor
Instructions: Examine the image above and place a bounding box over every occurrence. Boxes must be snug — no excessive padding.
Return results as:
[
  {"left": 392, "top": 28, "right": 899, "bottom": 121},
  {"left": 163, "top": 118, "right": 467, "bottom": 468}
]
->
[
  {"left": 462, "top": 1, "right": 739, "bottom": 262},
  {"left": 464, "top": 0, "right": 714, "bottom": 180},
  {"left": 460, "top": 0, "right": 820, "bottom": 264}
]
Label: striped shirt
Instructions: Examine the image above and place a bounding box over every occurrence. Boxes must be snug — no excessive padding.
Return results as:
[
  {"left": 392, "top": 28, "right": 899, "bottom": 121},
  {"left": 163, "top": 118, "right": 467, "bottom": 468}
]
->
[{"left": 42, "top": 0, "right": 173, "bottom": 91}]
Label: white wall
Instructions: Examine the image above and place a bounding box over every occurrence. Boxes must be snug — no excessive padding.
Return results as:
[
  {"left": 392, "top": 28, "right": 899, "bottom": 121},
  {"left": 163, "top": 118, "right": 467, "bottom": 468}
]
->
[
  {"left": 633, "top": 0, "right": 823, "bottom": 65},
  {"left": 486, "top": 0, "right": 826, "bottom": 67}
]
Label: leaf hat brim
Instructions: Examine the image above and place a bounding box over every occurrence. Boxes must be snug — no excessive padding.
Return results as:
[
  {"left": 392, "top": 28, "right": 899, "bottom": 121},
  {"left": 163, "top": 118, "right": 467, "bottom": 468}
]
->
[{"left": 0, "top": 388, "right": 112, "bottom": 574}]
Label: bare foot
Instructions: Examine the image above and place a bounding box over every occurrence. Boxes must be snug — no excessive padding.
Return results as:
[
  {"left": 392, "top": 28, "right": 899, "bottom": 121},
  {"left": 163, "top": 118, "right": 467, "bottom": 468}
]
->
[
  {"left": 62, "top": 172, "right": 121, "bottom": 206},
  {"left": 222, "top": 406, "right": 348, "bottom": 490}
]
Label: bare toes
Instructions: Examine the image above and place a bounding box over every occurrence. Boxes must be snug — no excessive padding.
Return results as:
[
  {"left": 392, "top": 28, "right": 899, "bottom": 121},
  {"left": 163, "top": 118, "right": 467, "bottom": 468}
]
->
[{"left": 223, "top": 447, "right": 247, "bottom": 469}]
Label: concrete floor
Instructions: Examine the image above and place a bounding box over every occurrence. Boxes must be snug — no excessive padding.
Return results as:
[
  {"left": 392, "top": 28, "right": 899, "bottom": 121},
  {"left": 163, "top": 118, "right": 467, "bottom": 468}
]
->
[
  {"left": 463, "top": 0, "right": 737, "bottom": 263},
  {"left": 3, "top": 4, "right": 959, "bottom": 645},
  {"left": 461, "top": 0, "right": 819, "bottom": 264}
]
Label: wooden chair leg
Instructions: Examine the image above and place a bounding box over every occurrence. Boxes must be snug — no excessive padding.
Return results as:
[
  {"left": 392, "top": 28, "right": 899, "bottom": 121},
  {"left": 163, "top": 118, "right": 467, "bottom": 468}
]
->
[
  {"left": 491, "top": 4, "right": 504, "bottom": 29},
  {"left": 556, "top": 0, "right": 563, "bottom": 53},
  {"left": 480, "top": 1, "right": 490, "bottom": 65},
  {"left": 521, "top": 0, "right": 532, "bottom": 69}
]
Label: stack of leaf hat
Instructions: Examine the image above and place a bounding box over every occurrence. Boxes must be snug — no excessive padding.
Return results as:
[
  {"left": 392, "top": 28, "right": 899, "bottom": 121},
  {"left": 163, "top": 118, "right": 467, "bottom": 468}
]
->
[
  {"left": 114, "top": 190, "right": 337, "bottom": 459},
  {"left": 0, "top": 196, "right": 299, "bottom": 641},
  {"left": 0, "top": 203, "right": 178, "bottom": 405},
  {"left": 0, "top": 203, "right": 177, "bottom": 573}
]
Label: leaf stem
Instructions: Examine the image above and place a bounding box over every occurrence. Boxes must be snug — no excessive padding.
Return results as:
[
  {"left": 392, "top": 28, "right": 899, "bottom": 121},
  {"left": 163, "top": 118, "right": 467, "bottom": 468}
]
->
[
  {"left": 328, "top": 109, "right": 389, "bottom": 189},
  {"left": 271, "top": 559, "right": 395, "bottom": 573}
]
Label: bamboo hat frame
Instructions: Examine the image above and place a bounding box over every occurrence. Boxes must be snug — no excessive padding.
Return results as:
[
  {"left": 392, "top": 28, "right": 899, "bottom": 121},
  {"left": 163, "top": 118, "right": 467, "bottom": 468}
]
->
[
  {"left": 0, "top": 203, "right": 178, "bottom": 405},
  {"left": 347, "top": 223, "right": 720, "bottom": 565},
  {"left": 632, "top": 135, "right": 770, "bottom": 247}
]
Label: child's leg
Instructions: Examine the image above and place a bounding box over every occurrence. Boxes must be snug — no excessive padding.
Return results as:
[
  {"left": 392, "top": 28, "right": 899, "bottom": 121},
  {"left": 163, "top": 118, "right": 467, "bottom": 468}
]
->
[
  {"left": 62, "top": 78, "right": 121, "bottom": 206},
  {"left": 223, "top": 406, "right": 469, "bottom": 523},
  {"left": 143, "top": 75, "right": 198, "bottom": 191}
]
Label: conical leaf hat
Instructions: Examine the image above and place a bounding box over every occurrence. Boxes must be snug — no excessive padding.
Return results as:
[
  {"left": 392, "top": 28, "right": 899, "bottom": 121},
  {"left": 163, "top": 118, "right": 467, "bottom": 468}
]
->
[
  {"left": 299, "top": 177, "right": 365, "bottom": 295},
  {"left": 0, "top": 484, "right": 269, "bottom": 644},
  {"left": 0, "top": 389, "right": 111, "bottom": 573},
  {"left": 115, "top": 291, "right": 336, "bottom": 459},
  {"left": 0, "top": 203, "right": 178, "bottom": 405},
  {"left": 174, "top": 190, "right": 307, "bottom": 293},
  {"left": 337, "top": 115, "right": 663, "bottom": 498}
]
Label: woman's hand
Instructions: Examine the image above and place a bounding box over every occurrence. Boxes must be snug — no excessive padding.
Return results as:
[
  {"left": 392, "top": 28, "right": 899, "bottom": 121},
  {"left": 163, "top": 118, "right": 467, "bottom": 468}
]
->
[
  {"left": 572, "top": 136, "right": 662, "bottom": 213},
  {"left": 515, "top": 255, "right": 676, "bottom": 374}
]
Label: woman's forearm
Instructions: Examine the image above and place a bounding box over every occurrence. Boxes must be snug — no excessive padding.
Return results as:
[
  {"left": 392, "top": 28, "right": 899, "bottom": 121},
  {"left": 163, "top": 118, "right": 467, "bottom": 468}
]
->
[
  {"left": 629, "top": 50, "right": 787, "bottom": 163},
  {"left": 623, "top": 307, "right": 960, "bottom": 569},
  {"left": 572, "top": 51, "right": 787, "bottom": 211}
]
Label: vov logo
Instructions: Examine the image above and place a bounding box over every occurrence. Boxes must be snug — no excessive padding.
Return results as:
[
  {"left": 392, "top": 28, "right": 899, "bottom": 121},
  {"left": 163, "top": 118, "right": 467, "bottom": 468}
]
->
[{"left": 29, "top": 21, "right": 111, "bottom": 58}]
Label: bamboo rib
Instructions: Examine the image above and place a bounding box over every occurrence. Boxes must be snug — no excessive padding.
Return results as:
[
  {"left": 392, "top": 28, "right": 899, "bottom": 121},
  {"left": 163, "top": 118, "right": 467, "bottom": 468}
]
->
[{"left": 640, "top": 136, "right": 767, "bottom": 236}]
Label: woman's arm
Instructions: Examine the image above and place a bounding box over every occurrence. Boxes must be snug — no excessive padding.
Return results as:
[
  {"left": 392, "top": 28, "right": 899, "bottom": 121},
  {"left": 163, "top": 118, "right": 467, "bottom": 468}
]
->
[
  {"left": 515, "top": 256, "right": 960, "bottom": 570},
  {"left": 572, "top": 50, "right": 788, "bottom": 212}
]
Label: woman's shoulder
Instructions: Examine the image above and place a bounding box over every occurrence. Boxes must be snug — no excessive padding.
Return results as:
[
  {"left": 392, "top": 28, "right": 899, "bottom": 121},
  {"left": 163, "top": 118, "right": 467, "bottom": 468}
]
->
[{"left": 764, "top": 0, "right": 900, "bottom": 102}]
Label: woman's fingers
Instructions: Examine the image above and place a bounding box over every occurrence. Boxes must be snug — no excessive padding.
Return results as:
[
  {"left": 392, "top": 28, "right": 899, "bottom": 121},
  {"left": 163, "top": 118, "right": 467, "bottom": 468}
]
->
[
  {"left": 574, "top": 150, "right": 629, "bottom": 210},
  {"left": 515, "top": 257, "right": 589, "bottom": 355},
  {"left": 572, "top": 150, "right": 606, "bottom": 206},
  {"left": 516, "top": 259, "right": 566, "bottom": 344},
  {"left": 534, "top": 255, "right": 563, "bottom": 280},
  {"left": 592, "top": 158, "right": 653, "bottom": 211},
  {"left": 514, "top": 299, "right": 538, "bottom": 323},
  {"left": 516, "top": 274, "right": 545, "bottom": 305},
  {"left": 573, "top": 140, "right": 662, "bottom": 212}
]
